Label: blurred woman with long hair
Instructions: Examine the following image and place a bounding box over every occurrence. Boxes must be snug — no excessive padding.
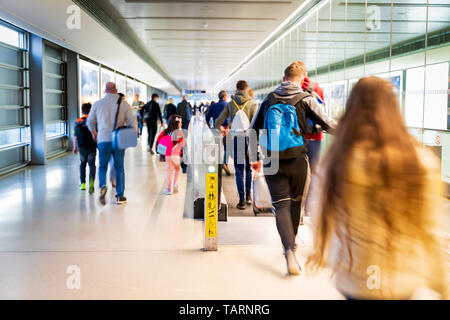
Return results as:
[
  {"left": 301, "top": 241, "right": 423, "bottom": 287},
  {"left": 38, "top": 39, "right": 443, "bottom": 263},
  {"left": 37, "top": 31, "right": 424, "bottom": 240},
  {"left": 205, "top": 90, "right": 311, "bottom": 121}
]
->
[{"left": 307, "top": 77, "right": 447, "bottom": 299}]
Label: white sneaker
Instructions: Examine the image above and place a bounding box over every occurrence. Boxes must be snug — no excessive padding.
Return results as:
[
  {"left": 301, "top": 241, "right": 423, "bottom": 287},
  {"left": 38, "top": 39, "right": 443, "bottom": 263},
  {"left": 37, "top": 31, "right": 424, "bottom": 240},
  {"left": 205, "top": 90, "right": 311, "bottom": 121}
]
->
[
  {"left": 285, "top": 249, "right": 301, "bottom": 276},
  {"left": 163, "top": 188, "right": 172, "bottom": 195}
]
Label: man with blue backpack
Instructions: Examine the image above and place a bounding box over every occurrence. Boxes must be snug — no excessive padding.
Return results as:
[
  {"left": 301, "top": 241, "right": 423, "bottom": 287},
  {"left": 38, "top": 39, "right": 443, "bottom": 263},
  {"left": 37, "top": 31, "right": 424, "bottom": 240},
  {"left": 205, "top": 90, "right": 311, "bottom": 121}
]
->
[{"left": 249, "top": 61, "right": 336, "bottom": 276}]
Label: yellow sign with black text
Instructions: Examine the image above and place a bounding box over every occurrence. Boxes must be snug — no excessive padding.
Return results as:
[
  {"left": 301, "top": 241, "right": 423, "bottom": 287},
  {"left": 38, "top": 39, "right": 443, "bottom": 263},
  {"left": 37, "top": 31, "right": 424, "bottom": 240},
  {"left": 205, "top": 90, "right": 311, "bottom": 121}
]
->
[{"left": 205, "top": 172, "right": 217, "bottom": 238}]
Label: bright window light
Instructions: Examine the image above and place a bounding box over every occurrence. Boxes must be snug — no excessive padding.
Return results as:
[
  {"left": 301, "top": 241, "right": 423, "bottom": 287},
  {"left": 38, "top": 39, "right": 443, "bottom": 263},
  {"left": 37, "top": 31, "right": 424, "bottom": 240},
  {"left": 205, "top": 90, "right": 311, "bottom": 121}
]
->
[{"left": 0, "top": 24, "right": 19, "bottom": 47}]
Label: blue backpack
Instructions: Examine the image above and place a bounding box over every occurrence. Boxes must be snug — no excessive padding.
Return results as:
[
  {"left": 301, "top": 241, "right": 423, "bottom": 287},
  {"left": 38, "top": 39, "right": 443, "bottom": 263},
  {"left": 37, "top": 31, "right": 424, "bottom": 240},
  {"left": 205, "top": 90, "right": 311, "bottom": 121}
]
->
[{"left": 259, "top": 93, "right": 309, "bottom": 159}]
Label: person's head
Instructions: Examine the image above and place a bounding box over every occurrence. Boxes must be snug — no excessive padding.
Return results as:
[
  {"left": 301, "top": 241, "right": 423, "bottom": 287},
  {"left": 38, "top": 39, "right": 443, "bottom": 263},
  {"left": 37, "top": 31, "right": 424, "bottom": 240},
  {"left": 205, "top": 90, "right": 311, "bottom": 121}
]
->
[
  {"left": 81, "top": 103, "right": 92, "bottom": 116},
  {"left": 236, "top": 80, "right": 248, "bottom": 92},
  {"left": 152, "top": 93, "right": 159, "bottom": 102},
  {"left": 307, "top": 76, "right": 429, "bottom": 272},
  {"left": 182, "top": 95, "right": 187, "bottom": 101},
  {"left": 248, "top": 89, "right": 255, "bottom": 99},
  {"left": 218, "top": 90, "right": 228, "bottom": 101},
  {"left": 165, "top": 114, "right": 182, "bottom": 134},
  {"left": 283, "top": 61, "right": 307, "bottom": 87},
  {"left": 168, "top": 98, "right": 173, "bottom": 104},
  {"left": 230, "top": 94, "right": 235, "bottom": 100},
  {"left": 105, "top": 82, "right": 117, "bottom": 94},
  {"left": 134, "top": 93, "right": 140, "bottom": 101}
]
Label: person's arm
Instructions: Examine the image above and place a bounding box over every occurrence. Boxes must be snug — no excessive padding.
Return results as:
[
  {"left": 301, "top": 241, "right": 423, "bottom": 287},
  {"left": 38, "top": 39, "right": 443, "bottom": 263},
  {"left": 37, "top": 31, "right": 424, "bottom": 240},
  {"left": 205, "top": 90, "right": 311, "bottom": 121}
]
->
[
  {"left": 205, "top": 105, "right": 213, "bottom": 125},
  {"left": 86, "top": 104, "right": 98, "bottom": 142},
  {"left": 73, "top": 135, "right": 78, "bottom": 154},
  {"left": 305, "top": 97, "right": 337, "bottom": 134},
  {"left": 214, "top": 104, "right": 229, "bottom": 131},
  {"left": 249, "top": 99, "right": 268, "bottom": 168},
  {"left": 157, "top": 103, "right": 163, "bottom": 125}
]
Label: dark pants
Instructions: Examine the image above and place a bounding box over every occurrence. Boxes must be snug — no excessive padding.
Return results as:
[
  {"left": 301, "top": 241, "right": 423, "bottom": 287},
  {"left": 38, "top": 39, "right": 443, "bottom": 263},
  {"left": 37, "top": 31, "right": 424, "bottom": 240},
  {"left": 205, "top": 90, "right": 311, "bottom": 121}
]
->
[
  {"left": 146, "top": 119, "right": 158, "bottom": 149},
  {"left": 233, "top": 136, "right": 251, "bottom": 201},
  {"left": 79, "top": 147, "right": 96, "bottom": 184},
  {"left": 264, "top": 154, "right": 310, "bottom": 251}
]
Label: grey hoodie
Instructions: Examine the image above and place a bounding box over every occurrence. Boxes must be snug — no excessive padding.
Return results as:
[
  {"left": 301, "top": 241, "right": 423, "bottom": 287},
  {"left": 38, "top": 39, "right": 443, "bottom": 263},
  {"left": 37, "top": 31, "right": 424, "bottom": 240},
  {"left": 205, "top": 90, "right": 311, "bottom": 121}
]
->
[{"left": 214, "top": 90, "right": 258, "bottom": 130}]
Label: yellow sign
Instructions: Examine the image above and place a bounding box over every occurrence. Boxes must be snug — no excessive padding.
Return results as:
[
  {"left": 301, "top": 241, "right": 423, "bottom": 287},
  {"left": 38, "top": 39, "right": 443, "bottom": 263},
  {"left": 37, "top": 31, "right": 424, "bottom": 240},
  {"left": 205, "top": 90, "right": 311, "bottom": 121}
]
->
[{"left": 205, "top": 172, "right": 217, "bottom": 238}]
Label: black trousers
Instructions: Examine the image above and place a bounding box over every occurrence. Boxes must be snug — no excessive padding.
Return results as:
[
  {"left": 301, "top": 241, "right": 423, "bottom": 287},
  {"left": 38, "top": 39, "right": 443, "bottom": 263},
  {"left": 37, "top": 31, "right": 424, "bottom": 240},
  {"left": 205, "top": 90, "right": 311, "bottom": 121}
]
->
[
  {"left": 79, "top": 147, "right": 96, "bottom": 184},
  {"left": 264, "top": 154, "right": 310, "bottom": 251},
  {"left": 146, "top": 120, "right": 158, "bottom": 149}
]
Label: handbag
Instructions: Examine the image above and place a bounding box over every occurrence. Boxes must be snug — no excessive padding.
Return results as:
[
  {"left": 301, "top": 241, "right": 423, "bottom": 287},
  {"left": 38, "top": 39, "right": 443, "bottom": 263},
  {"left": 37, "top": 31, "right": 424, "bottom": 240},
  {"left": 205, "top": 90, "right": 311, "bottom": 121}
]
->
[
  {"left": 112, "top": 97, "right": 138, "bottom": 150},
  {"left": 252, "top": 171, "right": 273, "bottom": 214}
]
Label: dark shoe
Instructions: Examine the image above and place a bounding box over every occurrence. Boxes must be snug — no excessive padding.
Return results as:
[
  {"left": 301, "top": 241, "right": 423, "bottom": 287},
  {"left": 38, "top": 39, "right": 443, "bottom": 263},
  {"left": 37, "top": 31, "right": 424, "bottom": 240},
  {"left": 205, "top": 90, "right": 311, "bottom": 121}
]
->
[
  {"left": 223, "top": 164, "right": 231, "bottom": 176},
  {"left": 149, "top": 149, "right": 154, "bottom": 155},
  {"left": 246, "top": 194, "right": 252, "bottom": 205},
  {"left": 115, "top": 196, "right": 127, "bottom": 204},
  {"left": 99, "top": 186, "right": 107, "bottom": 205},
  {"left": 285, "top": 249, "right": 301, "bottom": 276},
  {"left": 237, "top": 200, "right": 246, "bottom": 210}
]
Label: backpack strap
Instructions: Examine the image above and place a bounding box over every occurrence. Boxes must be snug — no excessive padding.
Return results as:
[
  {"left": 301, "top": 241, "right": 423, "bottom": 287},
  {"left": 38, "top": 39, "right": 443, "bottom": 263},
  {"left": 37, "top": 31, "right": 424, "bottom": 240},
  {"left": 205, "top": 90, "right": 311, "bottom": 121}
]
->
[{"left": 232, "top": 99, "right": 250, "bottom": 111}]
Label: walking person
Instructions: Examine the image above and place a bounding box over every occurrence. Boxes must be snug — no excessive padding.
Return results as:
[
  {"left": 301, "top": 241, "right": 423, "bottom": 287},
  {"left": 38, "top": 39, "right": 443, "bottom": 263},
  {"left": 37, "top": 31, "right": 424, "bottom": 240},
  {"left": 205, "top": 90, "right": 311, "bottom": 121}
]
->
[
  {"left": 87, "top": 82, "right": 137, "bottom": 205},
  {"left": 142, "top": 93, "right": 164, "bottom": 154},
  {"left": 73, "top": 103, "right": 97, "bottom": 194},
  {"left": 132, "top": 93, "right": 145, "bottom": 137},
  {"left": 163, "top": 98, "right": 177, "bottom": 123},
  {"left": 307, "top": 77, "right": 448, "bottom": 299},
  {"left": 250, "top": 61, "right": 336, "bottom": 275},
  {"left": 215, "top": 80, "right": 258, "bottom": 210},
  {"left": 156, "top": 115, "right": 184, "bottom": 195},
  {"left": 177, "top": 96, "right": 191, "bottom": 130}
]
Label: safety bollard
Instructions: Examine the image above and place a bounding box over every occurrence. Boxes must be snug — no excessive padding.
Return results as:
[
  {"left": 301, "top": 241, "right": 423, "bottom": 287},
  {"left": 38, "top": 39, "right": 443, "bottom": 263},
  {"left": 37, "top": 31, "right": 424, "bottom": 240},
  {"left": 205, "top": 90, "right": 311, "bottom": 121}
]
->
[{"left": 204, "top": 144, "right": 219, "bottom": 251}]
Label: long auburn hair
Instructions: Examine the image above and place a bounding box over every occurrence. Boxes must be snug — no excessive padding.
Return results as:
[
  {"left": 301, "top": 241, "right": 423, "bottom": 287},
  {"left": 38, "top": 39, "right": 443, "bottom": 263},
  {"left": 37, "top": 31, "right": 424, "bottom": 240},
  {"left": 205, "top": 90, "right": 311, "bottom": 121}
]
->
[{"left": 307, "top": 76, "right": 430, "bottom": 272}]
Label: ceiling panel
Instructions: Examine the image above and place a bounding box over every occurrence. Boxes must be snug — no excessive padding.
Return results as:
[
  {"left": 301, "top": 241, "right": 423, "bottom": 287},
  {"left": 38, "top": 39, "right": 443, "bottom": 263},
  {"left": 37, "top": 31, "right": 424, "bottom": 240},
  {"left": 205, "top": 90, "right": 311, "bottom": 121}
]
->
[{"left": 96, "top": 0, "right": 306, "bottom": 91}]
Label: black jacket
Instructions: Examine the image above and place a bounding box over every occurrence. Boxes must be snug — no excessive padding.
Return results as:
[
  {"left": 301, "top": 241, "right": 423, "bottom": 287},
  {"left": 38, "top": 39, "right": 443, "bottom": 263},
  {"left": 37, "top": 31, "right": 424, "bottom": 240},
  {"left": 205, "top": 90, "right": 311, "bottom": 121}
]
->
[
  {"left": 142, "top": 100, "right": 162, "bottom": 123},
  {"left": 176, "top": 100, "right": 190, "bottom": 121},
  {"left": 164, "top": 103, "right": 177, "bottom": 120}
]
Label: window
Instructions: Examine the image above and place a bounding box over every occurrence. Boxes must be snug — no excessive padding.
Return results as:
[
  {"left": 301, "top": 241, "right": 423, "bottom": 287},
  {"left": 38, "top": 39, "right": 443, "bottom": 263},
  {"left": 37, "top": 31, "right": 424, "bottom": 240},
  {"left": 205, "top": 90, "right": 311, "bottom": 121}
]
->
[
  {"left": 100, "top": 67, "right": 115, "bottom": 98},
  {"left": 80, "top": 59, "right": 99, "bottom": 104},
  {"left": 116, "top": 73, "right": 126, "bottom": 95},
  {"left": 0, "top": 127, "right": 30, "bottom": 148},
  {"left": 46, "top": 122, "right": 66, "bottom": 138},
  {"left": 126, "top": 77, "right": 134, "bottom": 105},
  {"left": 0, "top": 23, "right": 20, "bottom": 48}
]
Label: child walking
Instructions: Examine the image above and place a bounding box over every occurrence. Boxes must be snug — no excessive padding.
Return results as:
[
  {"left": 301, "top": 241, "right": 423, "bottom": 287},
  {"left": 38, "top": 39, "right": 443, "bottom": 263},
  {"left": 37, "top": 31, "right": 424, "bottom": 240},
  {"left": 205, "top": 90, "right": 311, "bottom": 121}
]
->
[
  {"left": 156, "top": 115, "right": 184, "bottom": 195},
  {"left": 73, "top": 103, "right": 97, "bottom": 194}
]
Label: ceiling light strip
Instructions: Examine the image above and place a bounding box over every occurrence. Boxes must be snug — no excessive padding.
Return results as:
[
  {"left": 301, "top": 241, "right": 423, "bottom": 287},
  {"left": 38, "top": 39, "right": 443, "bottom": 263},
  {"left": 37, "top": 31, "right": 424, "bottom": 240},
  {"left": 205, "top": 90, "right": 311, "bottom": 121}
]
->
[{"left": 213, "top": 0, "right": 327, "bottom": 90}]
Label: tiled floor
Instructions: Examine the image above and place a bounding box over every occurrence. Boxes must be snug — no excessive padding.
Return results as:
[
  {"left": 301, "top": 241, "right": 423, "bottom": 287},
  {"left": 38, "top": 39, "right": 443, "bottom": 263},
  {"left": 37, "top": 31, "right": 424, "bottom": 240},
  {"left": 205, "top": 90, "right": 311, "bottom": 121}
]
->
[{"left": 0, "top": 137, "right": 342, "bottom": 299}]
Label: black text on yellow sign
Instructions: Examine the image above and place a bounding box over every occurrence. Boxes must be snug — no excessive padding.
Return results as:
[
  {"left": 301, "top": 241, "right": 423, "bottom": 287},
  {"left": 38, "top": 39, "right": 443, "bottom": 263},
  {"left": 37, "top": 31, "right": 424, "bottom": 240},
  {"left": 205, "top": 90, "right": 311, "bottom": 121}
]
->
[{"left": 205, "top": 173, "right": 217, "bottom": 238}]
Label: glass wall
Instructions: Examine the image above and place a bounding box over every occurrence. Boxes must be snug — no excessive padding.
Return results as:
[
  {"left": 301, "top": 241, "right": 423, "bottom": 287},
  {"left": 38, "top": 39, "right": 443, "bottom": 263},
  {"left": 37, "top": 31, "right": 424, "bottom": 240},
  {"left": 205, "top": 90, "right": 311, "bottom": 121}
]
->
[
  {"left": 100, "top": 67, "right": 115, "bottom": 98},
  {"left": 216, "top": 0, "right": 450, "bottom": 191},
  {"left": 0, "top": 21, "right": 30, "bottom": 173},
  {"left": 80, "top": 59, "right": 99, "bottom": 104},
  {"left": 116, "top": 73, "right": 126, "bottom": 95},
  {"left": 79, "top": 57, "right": 156, "bottom": 108}
]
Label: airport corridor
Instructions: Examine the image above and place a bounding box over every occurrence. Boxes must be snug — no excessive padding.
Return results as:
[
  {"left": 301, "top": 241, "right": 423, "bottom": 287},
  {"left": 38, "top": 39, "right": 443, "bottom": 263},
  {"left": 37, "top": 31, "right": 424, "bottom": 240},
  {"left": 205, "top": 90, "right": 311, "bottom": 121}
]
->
[{"left": 0, "top": 134, "right": 342, "bottom": 299}]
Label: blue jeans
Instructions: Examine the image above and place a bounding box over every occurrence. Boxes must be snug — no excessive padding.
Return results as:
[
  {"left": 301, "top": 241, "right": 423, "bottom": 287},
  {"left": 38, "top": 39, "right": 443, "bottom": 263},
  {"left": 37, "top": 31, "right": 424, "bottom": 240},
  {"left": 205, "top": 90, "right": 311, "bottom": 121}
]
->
[
  {"left": 98, "top": 142, "right": 125, "bottom": 197},
  {"left": 233, "top": 136, "right": 251, "bottom": 201},
  {"left": 306, "top": 140, "right": 322, "bottom": 169}
]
